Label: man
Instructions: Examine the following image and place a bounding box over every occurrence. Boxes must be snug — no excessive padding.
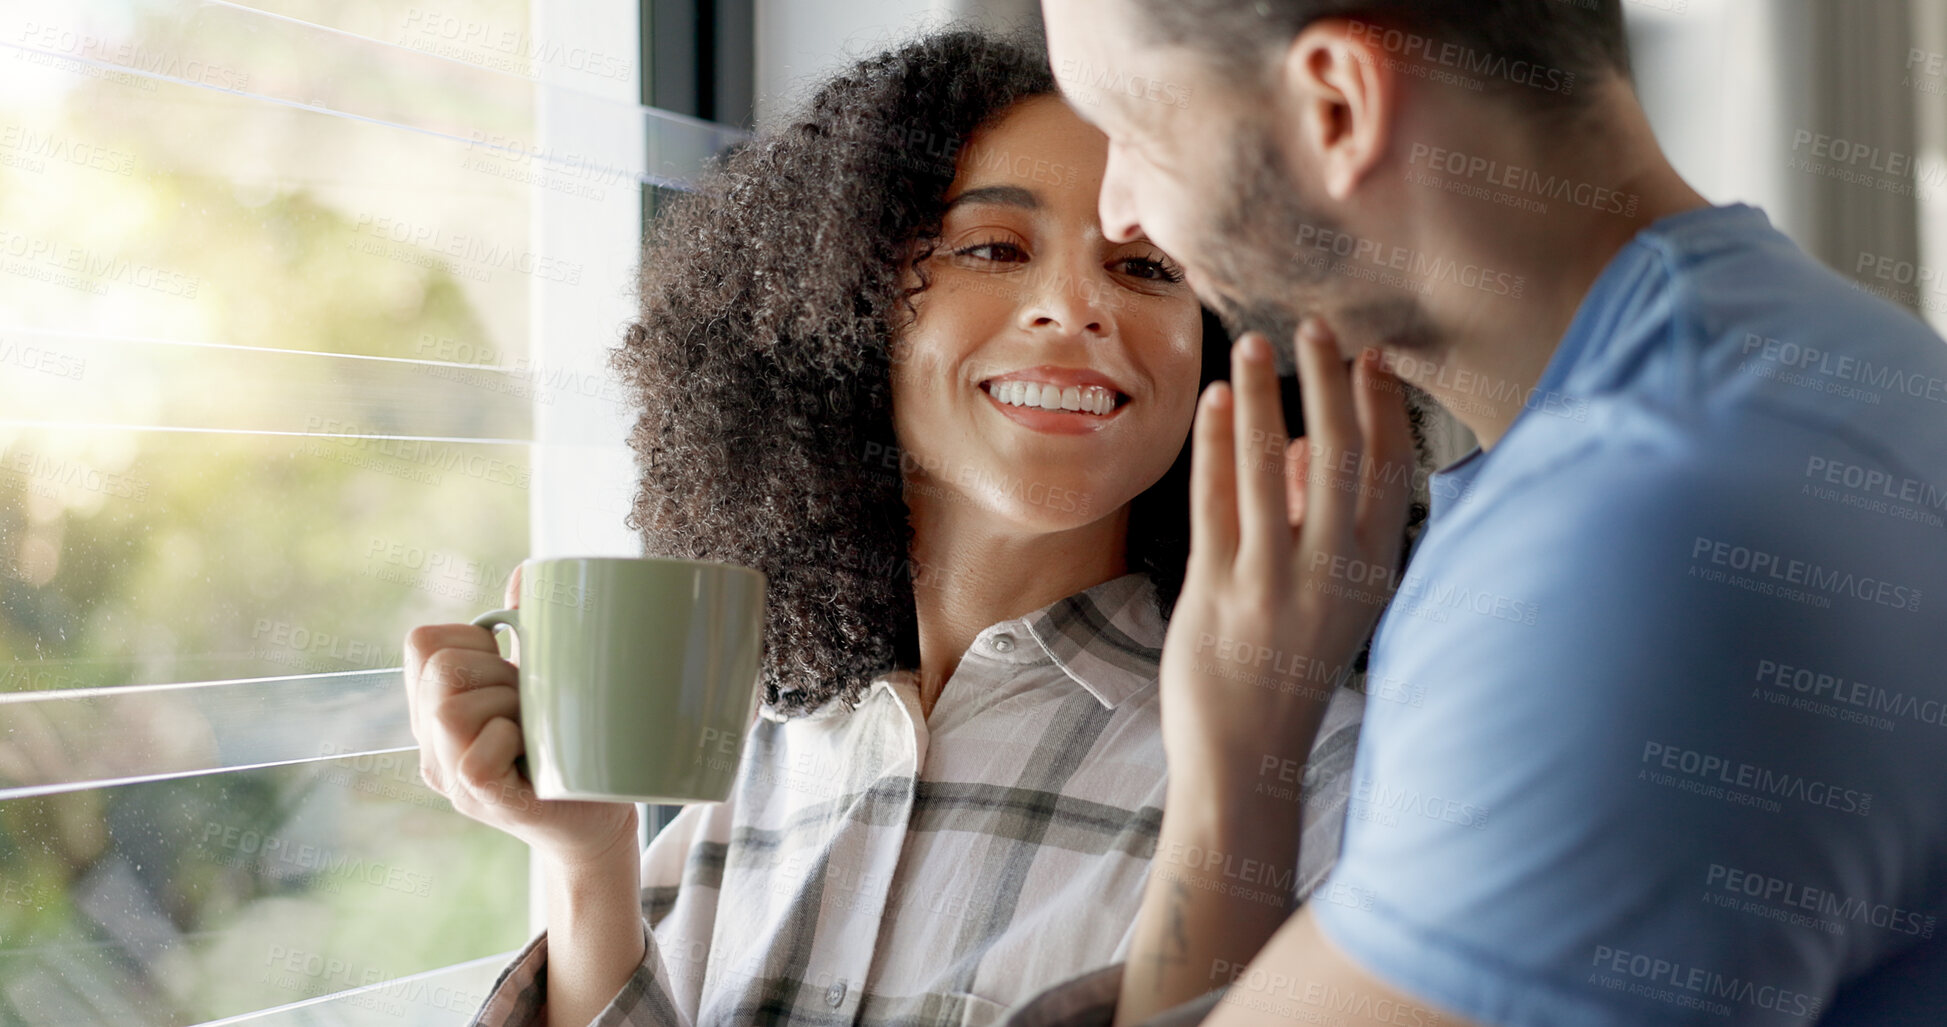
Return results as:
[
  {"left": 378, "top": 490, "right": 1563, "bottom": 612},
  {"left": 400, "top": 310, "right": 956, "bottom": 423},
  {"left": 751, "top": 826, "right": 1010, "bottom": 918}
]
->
[{"left": 1028, "top": 1, "right": 1947, "bottom": 1025}]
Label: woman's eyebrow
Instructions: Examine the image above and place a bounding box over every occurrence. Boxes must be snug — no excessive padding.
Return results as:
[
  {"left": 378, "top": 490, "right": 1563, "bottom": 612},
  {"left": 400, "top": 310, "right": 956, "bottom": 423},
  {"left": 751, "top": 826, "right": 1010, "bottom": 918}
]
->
[{"left": 944, "top": 184, "right": 1040, "bottom": 211}]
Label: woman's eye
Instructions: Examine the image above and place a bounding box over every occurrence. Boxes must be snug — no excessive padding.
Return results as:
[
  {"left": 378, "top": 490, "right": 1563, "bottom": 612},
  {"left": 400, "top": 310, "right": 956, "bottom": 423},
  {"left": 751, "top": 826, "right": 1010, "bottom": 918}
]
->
[
  {"left": 1117, "top": 256, "right": 1185, "bottom": 283},
  {"left": 954, "top": 240, "right": 1028, "bottom": 264}
]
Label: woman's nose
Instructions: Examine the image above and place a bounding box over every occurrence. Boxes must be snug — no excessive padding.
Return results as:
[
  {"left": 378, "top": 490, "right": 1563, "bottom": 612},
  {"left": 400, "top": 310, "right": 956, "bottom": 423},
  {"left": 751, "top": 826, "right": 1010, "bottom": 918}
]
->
[{"left": 1016, "top": 261, "right": 1112, "bottom": 339}]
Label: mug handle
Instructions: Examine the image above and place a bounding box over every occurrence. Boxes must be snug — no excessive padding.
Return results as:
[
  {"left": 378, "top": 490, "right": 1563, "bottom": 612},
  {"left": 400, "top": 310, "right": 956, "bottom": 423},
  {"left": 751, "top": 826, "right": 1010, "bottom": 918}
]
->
[{"left": 471, "top": 609, "right": 529, "bottom": 784}]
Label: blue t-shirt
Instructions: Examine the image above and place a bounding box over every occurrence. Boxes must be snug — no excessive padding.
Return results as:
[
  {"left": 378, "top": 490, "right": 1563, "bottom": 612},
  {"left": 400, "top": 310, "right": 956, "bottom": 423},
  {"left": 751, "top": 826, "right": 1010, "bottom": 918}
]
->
[{"left": 1313, "top": 204, "right": 1947, "bottom": 1026}]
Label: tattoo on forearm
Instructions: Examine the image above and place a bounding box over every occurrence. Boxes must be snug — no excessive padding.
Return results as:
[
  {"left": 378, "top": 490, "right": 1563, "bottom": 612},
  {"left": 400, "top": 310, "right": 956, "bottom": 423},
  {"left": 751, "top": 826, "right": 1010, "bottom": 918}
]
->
[{"left": 1148, "top": 880, "right": 1191, "bottom": 993}]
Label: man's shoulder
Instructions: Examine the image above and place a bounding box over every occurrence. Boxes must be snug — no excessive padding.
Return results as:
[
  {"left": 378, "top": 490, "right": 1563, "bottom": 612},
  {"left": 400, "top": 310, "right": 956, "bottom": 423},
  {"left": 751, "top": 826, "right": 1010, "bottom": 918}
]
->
[
  {"left": 1527, "top": 203, "right": 1942, "bottom": 474},
  {"left": 1451, "top": 310, "right": 1946, "bottom": 558},
  {"left": 1615, "top": 211, "right": 1947, "bottom": 468},
  {"left": 1429, "top": 411, "right": 1782, "bottom": 561},
  {"left": 1397, "top": 398, "right": 1943, "bottom": 699}
]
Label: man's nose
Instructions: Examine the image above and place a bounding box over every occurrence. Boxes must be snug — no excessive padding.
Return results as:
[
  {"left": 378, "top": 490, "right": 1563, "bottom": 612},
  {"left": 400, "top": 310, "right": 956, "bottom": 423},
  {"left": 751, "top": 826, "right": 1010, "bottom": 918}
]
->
[{"left": 1098, "top": 143, "right": 1144, "bottom": 245}]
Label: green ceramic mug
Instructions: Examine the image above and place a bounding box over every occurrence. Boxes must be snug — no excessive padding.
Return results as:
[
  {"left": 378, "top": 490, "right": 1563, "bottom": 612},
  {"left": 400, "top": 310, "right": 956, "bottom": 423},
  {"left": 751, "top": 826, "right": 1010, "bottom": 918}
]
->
[{"left": 471, "top": 556, "right": 766, "bottom": 803}]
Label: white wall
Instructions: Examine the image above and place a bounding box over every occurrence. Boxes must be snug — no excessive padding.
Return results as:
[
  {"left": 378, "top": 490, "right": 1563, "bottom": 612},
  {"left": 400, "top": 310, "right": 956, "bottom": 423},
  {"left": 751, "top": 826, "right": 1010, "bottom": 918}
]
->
[
  {"left": 753, "top": 0, "right": 1040, "bottom": 127},
  {"left": 1628, "top": 0, "right": 1942, "bottom": 333}
]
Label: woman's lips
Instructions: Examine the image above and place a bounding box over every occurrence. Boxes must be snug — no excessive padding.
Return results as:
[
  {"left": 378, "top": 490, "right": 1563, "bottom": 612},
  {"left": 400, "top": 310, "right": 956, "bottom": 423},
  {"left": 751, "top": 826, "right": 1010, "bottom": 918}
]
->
[{"left": 978, "top": 379, "right": 1127, "bottom": 435}]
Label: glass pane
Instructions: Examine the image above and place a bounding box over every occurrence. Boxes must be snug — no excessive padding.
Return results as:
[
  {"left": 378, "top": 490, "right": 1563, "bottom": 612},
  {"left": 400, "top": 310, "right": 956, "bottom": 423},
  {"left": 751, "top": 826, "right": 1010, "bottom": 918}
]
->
[
  {"left": 0, "top": 676, "right": 412, "bottom": 801},
  {"left": 0, "top": 426, "right": 532, "bottom": 693},
  {"left": 0, "top": 0, "right": 739, "bottom": 362},
  {"left": 0, "top": 0, "right": 730, "bottom": 1021},
  {"left": 228, "top": 0, "right": 638, "bottom": 99},
  {"left": 0, "top": 331, "right": 538, "bottom": 440},
  {"left": 0, "top": 755, "right": 528, "bottom": 1024},
  {"left": 1, "top": 3, "right": 535, "bottom": 363},
  {"left": 202, "top": 954, "right": 515, "bottom": 1026}
]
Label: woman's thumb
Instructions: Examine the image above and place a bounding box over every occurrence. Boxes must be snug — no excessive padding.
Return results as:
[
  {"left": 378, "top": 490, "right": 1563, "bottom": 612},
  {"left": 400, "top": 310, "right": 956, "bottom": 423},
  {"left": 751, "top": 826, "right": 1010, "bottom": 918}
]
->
[{"left": 504, "top": 562, "right": 523, "bottom": 609}]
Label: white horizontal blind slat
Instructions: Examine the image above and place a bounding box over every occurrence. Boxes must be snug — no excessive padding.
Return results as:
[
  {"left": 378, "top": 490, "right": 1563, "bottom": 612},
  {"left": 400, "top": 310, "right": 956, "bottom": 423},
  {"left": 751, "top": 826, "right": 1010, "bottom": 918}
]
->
[{"left": 0, "top": 670, "right": 416, "bottom": 800}]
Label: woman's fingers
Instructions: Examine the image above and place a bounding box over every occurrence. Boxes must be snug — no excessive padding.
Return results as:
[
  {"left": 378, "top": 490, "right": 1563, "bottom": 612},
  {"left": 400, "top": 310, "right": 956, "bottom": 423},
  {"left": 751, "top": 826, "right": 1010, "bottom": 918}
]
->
[
  {"left": 1292, "top": 319, "right": 1364, "bottom": 558},
  {"left": 415, "top": 644, "right": 515, "bottom": 792},
  {"left": 432, "top": 685, "right": 521, "bottom": 772},
  {"left": 405, "top": 567, "right": 523, "bottom": 760},
  {"left": 1188, "top": 380, "right": 1240, "bottom": 571},
  {"left": 455, "top": 716, "right": 533, "bottom": 819},
  {"left": 1230, "top": 333, "right": 1293, "bottom": 569},
  {"left": 1285, "top": 436, "right": 1311, "bottom": 531},
  {"left": 403, "top": 627, "right": 435, "bottom": 745},
  {"left": 404, "top": 624, "right": 501, "bottom": 750}
]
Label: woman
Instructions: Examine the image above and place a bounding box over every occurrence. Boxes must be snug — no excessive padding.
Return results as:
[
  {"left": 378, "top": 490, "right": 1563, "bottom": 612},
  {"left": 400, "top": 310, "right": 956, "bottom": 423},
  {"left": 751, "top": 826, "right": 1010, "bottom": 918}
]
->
[{"left": 403, "top": 30, "right": 1368, "bottom": 1027}]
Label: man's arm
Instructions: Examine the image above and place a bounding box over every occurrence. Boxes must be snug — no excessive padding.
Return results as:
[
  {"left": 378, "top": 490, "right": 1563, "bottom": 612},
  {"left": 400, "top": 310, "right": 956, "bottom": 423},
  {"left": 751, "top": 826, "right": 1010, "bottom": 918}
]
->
[{"left": 1199, "top": 905, "right": 1475, "bottom": 1027}]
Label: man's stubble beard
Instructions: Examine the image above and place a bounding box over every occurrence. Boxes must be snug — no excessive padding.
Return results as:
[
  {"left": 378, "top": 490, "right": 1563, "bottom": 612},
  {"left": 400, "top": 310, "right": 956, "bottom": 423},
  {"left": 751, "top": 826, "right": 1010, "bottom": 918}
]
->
[{"left": 1192, "top": 111, "right": 1439, "bottom": 368}]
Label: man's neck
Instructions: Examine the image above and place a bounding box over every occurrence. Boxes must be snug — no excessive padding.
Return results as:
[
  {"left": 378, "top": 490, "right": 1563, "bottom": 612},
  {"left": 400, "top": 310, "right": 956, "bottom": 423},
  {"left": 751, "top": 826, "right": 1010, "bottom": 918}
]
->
[{"left": 1389, "top": 79, "right": 1711, "bottom": 450}]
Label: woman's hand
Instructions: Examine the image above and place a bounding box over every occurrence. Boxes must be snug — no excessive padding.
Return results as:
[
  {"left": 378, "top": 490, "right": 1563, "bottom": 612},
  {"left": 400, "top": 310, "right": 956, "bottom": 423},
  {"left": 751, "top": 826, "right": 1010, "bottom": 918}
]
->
[
  {"left": 403, "top": 563, "right": 639, "bottom": 870},
  {"left": 1115, "top": 321, "right": 1416, "bottom": 1026},
  {"left": 1157, "top": 320, "right": 1415, "bottom": 776}
]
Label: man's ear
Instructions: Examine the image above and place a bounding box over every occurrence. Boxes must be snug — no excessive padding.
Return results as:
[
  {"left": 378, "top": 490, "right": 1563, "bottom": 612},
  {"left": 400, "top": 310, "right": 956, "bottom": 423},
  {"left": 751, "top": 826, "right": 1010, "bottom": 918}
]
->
[{"left": 1274, "top": 18, "right": 1394, "bottom": 201}]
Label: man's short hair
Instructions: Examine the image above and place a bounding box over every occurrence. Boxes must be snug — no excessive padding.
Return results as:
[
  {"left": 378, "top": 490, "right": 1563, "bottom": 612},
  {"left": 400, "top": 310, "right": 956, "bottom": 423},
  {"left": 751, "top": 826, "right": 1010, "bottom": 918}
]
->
[{"left": 1125, "top": 0, "right": 1630, "bottom": 111}]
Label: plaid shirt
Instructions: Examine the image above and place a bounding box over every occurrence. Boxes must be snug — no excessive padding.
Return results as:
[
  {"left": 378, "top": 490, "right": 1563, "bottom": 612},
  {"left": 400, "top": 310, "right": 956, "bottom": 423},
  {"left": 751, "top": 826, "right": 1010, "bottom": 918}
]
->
[{"left": 469, "top": 572, "right": 1364, "bottom": 1027}]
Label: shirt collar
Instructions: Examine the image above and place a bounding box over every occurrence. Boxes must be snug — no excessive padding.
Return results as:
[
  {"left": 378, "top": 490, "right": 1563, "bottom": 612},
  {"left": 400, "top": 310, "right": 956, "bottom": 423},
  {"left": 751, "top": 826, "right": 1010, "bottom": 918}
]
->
[
  {"left": 767, "top": 572, "right": 1168, "bottom": 723},
  {"left": 1530, "top": 202, "right": 1769, "bottom": 413},
  {"left": 1020, "top": 571, "right": 1166, "bottom": 710},
  {"left": 1428, "top": 203, "right": 1771, "bottom": 530}
]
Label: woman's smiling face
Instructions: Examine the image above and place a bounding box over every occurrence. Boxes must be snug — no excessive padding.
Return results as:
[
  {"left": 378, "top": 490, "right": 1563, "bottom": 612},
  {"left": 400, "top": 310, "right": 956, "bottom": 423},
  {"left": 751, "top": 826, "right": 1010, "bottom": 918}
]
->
[{"left": 892, "top": 95, "right": 1203, "bottom": 534}]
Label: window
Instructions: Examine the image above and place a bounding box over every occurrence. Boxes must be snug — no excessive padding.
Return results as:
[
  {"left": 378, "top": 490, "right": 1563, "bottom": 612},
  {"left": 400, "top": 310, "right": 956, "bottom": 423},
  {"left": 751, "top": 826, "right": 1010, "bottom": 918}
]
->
[
  {"left": 0, "top": 0, "right": 744, "bottom": 1021},
  {"left": 1626, "top": 0, "right": 1947, "bottom": 335}
]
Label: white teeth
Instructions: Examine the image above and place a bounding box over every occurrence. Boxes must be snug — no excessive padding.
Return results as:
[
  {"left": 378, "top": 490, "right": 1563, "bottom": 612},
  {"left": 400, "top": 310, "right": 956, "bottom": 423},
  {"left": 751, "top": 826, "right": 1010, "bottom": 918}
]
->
[{"left": 986, "top": 381, "right": 1122, "bottom": 415}]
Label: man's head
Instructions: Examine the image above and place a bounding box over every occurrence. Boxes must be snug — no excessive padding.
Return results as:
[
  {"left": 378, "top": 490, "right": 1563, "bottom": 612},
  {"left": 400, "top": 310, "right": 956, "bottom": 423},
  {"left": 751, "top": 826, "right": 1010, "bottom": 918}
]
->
[
  {"left": 1042, "top": 0, "right": 1635, "bottom": 361},
  {"left": 1124, "top": 1, "right": 1630, "bottom": 101}
]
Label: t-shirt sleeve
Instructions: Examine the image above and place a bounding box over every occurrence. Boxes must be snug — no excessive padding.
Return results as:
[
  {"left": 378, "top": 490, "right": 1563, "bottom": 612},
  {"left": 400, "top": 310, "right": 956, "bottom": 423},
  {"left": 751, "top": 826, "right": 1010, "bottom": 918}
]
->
[{"left": 1312, "top": 442, "right": 1946, "bottom": 1027}]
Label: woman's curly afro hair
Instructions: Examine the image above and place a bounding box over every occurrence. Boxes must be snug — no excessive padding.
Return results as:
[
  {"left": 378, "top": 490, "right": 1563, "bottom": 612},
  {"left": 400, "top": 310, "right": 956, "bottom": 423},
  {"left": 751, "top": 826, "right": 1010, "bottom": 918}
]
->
[{"left": 611, "top": 29, "right": 1236, "bottom": 719}]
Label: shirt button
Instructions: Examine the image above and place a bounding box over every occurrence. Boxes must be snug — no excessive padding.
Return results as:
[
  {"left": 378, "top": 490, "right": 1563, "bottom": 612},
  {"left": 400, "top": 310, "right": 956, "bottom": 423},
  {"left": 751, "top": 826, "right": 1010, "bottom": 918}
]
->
[
  {"left": 991, "top": 633, "right": 1015, "bottom": 653},
  {"left": 827, "top": 980, "right": 847, "bottom": 1007}
]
